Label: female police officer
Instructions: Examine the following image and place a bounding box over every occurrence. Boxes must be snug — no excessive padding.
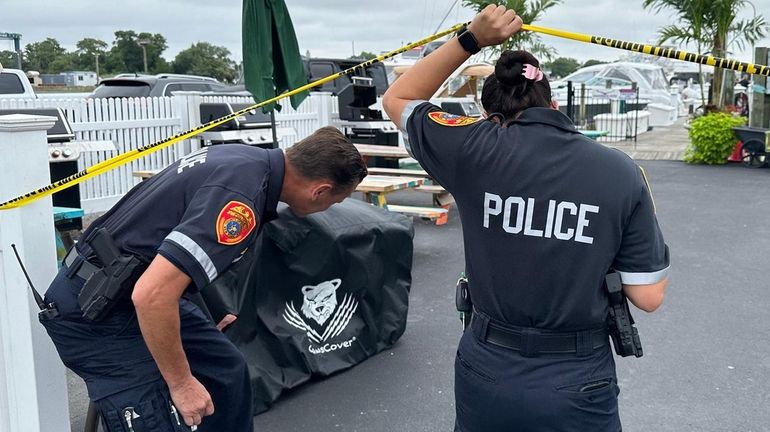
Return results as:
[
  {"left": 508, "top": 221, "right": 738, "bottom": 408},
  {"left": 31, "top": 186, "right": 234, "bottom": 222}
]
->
[{"left": 383, "top": 5, "right": 669, "bottom": 431}]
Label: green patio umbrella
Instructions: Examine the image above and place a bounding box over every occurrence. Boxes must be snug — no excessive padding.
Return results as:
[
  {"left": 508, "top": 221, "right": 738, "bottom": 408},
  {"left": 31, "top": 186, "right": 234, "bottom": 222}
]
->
[{"left": 242, "top": 0, "right": 308, "bottom": 112}]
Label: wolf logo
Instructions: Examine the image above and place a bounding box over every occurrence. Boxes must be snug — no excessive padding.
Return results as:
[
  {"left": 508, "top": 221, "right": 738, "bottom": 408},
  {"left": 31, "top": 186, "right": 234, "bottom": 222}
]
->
[
  {"left": 300, "top": 279, "right": 341, "bottom": 325},
  {"left": 283, "top": 278, "right": 358, "bottom": 345}
]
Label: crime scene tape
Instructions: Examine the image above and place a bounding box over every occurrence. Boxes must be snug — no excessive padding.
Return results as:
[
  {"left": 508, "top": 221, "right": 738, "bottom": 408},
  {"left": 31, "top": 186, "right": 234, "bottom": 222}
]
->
[
  {"left": 4, "top": 20, "right": 767, "bottom": 210},
  {"left": 0, "top": 22, "right": 468, "bottom": 210},
  {"left": 522, "top": 23, "right": 770, "bottom": 77}
]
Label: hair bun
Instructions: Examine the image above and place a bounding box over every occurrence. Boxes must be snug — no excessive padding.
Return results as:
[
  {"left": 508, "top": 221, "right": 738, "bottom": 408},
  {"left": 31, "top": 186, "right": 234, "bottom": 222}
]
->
[{"left": 494, "top": 50, "right": 541, "bottom": 87}]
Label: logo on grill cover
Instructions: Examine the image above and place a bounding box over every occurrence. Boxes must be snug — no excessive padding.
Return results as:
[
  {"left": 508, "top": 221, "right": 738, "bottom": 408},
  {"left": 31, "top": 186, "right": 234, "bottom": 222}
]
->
[{"left": 283, "top": 278, "right": 358, "bottom": 354}]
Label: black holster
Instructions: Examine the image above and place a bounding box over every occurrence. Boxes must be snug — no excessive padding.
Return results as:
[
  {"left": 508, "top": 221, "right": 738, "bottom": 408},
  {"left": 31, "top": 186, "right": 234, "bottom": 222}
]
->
[
  {"left": 605, "top": 272, "right": 643, "bottom": 358},
  {"left": 456, "top": 275, "right": 473, "bottom": 330},
  {"left": 78, "top": 228, "right": 147, "bottom": 322}
]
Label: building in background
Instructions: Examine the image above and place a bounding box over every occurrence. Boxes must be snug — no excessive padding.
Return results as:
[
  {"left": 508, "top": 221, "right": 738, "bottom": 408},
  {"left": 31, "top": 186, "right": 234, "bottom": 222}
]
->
[
  {"left": 40, "top": 71, "right": 98, "bottom": 87},
  {"left": 61, "top": 71, "right": 98, "bottom": 87}
]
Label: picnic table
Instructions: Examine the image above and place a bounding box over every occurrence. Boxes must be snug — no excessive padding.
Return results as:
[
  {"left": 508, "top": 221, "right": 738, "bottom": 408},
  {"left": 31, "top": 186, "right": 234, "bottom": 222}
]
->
[
  {"left": 356, "top": 175, "right": 424, "bottom": 207},
  {"left": 353, "top": 143, "right": 410, "bottom": 162}
]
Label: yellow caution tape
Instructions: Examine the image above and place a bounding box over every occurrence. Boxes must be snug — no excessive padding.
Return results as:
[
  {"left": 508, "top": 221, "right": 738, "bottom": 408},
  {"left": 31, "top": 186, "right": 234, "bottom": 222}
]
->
[
  {"left": 522, "top": 23, "right": 770, "bottom": 77},
  {"left": 4, "top": 21, "right": 766, "bottom": 211},
  {"left": 0, "top": 22, "right": 468, "bottom": 210}
]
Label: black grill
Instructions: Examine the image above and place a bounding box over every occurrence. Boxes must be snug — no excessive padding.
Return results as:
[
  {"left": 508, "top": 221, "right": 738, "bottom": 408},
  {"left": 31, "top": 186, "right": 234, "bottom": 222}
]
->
[{"left": 199, "top": 103, "right": 272, "bottom": 130}]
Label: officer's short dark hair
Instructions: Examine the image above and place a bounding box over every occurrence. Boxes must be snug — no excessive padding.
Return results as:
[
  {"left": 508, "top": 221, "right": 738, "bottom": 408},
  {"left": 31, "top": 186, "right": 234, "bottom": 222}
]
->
[
  {"left": 481, "top": 50, "right": 553, "bottom": 121},
  {"left": 285, "top": 126, "right": 368, "bottom": 192}
]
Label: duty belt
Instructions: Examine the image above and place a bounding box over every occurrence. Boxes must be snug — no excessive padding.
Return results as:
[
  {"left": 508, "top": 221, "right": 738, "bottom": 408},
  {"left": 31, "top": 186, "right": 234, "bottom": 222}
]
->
[
  {"left": 63, "top": 246, "right": 101, "bottom": 281},
  {"left": 472, "top": 310, "right": 609, "bottom": 357}
]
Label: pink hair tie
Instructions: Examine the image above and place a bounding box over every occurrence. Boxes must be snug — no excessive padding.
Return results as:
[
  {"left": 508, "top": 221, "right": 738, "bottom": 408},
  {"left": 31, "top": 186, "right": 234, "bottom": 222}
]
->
[{"left": 522, "top": 64, "right": 544, "bottom": 82}]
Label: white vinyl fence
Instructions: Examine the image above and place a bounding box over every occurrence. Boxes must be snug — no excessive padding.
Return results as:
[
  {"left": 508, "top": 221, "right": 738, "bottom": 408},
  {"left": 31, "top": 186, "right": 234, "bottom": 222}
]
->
[{"left": 0, "top": 92, "right": 343, "bottom": 214}]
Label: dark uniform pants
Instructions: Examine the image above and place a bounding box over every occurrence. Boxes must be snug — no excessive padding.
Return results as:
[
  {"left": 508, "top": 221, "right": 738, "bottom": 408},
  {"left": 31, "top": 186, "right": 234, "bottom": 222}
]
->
[
  {"left": 40, "top": 270, "right": 253, "bottom": 432},
  {"left": 455, "top": 310, "right": 622, "bottom": 432}
]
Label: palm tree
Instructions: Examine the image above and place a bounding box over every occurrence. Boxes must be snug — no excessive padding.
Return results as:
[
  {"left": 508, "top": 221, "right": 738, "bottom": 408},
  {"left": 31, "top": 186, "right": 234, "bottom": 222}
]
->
[
  {"left": 642, "top": 0, "right": 711, "bottom": 107},
  {"left": 462, "top": 0, "right": 563, "bottom": 61},
  {"left": 643, "top": 0, "right": 767, "bottom": 108},
  {"left": 708, "top": 0, "right": 766, "bottom": 107}
]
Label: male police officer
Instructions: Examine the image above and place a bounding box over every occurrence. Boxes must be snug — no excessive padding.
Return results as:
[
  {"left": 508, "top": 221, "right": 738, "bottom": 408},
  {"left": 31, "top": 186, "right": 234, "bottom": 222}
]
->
[{"left": 40, "top": 126, "right": 367, "bottom": 431}]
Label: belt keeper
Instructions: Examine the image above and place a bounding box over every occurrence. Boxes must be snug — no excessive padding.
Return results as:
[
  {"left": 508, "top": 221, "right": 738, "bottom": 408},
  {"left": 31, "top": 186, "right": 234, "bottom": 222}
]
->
[
  {"left": 521, "top": 328, "right": 537, "bottom": 357},
  {"left": 64, "top": 255, "right": 82, "bottom": 279},
  {"left": 476, "top": 314, "right": 490, "bottom": 342},
  {"left": 576, "top": 330, "right": 592, "bottom": 357}
]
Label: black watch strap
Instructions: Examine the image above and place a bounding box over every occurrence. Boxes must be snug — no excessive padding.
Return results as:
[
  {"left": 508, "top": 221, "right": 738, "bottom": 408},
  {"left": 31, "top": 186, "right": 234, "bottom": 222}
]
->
[{"left": 456, "top": 27, "right": 481, "bottom": 55}]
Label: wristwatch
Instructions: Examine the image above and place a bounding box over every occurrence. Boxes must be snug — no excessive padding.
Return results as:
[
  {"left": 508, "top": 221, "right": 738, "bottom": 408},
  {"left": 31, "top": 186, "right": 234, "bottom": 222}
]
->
[{"left": 456, "top": 25, "right": 481, "bottom": 55}]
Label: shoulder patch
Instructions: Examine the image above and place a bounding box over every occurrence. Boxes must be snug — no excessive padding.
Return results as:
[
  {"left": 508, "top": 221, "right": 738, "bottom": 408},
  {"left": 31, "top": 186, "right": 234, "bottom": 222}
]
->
[
  {"left": 428, "top": 111, "right": 480, "bottom": 127},
  {"left": 216, "top": 201, "right": 257, "bottom": 245}
]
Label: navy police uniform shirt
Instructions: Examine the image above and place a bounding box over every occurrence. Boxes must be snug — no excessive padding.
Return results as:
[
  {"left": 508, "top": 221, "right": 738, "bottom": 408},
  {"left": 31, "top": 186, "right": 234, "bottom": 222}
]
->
[
  {"left": 79, "top": 144, "right": 284, "bottom": 290},
  {"left": 402, "top": 101, "right": 669, "bottom": 330}
]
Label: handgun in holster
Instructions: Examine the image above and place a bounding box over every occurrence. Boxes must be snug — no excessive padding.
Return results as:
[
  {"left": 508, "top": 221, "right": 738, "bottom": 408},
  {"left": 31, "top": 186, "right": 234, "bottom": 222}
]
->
[
  {"left": 456, "top": 274, "right": 473, "bottom": 330},
  {"left": 78, "top": 228, "right": 147, "bottom": 322},
  {"left": 605, "top": 272, "right": 643, "bottom": 358}
]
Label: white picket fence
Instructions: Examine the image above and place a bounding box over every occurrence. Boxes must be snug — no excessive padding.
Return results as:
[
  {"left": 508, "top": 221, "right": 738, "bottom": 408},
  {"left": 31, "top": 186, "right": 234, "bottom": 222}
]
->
[{"left": 0, "top": 92, "right": 343, "bottom": 214}]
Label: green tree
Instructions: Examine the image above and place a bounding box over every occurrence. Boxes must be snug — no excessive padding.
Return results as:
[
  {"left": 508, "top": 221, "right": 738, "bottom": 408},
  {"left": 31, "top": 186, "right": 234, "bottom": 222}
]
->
[
  {"left": 48, "top": 52, "right": 77, "bottom": 73},
  {"left": 22, "top": 38, "right": 68, "bottom": 73},
  {"left": 349, "top": 51, "right": 377, "bottom": 60},
  {"left": 0, "top": 50, "right": 20, "bottom": 68},
  {"left": 461, "top": 0, "right": 562, "bottom": 60},
  {"left": 643, "top": 0, "right": 767, "bottom": 108},
  {"left": 544, "top": 57, "right": 580, "bottom": 78},
  {"left": 582, "top": 59, "right": 606, "bottom": 68},
  {"left": 173, "top": 42, "right": 237, "bottom": 82},
  {"left": 75, "top": 38, "right": 108, "bottom": 72},
  {"left": 106, "top": 30, "right": 169, "bottom": 74}
]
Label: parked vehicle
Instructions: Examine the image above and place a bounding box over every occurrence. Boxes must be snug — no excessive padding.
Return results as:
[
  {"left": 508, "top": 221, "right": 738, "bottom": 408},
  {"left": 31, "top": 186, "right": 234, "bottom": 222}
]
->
[
  {"left": 304, "top": 58, "right": 389, "bottom": 96},
  {"left": 0, "top": 65, "right": 36, "bottom": 99},
  {"left": 89, "top": 73, "right": 226, "bottom": 98}
]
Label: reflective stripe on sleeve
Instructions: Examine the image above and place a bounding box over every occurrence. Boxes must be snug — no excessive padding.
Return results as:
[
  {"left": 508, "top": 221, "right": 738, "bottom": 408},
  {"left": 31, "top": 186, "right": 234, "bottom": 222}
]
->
[
  {"left": 617, "top": 265, "right": 669, "bottom": 285},
  {"left": 165, "top": 231, "right": 218, "bottom": 282},
  {"left": 400, "top": 99, "right": 428, "bottom": 159}
]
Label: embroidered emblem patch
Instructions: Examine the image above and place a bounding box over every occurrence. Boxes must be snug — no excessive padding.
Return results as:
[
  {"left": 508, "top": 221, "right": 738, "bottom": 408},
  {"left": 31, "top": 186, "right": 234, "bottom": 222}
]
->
[
  {"left": 428, "top": 111, "right": 479, "bottom": 127},
  {"left": 216, "top": 201, "right": 257, "bottom": 245}
]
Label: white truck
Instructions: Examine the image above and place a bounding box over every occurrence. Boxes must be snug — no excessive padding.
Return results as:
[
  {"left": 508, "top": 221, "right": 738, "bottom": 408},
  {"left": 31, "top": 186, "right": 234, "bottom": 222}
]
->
[{"left": 0, "top": 64, "right": 37, "bottom": 99}]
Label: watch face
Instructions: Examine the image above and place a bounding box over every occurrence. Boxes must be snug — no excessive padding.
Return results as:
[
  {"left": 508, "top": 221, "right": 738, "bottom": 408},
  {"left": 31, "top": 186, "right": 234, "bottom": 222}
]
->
[{"left": 458, "top": 30, "right": 480, "bottom": 54}]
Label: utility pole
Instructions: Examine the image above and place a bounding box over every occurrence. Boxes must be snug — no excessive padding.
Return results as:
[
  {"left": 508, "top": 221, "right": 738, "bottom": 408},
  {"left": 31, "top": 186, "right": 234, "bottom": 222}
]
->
[
  {"left": 137, "top": 39, "right": 149, "bottom": 73},
  {"left": 94, "top": 53, "right": 100, "bottom": 79}
]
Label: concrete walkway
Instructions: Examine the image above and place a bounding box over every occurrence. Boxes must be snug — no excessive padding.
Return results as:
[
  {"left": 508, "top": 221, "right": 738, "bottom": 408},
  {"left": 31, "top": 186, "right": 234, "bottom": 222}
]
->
[{"left": 603, "top": 117, "right": 690, "bottom": 161}]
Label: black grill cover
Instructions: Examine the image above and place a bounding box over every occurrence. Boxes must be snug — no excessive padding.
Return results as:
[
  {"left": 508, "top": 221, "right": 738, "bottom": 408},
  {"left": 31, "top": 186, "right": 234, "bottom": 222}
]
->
[{"left": 201, "top": 198, "right": 414, "bottom": 414}]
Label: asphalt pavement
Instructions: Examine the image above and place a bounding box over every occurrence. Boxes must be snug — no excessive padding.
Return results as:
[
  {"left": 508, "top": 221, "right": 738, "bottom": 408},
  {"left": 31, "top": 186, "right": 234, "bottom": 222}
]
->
[{"left": 68, "top": 160, "right": 770, "bottom": 432}]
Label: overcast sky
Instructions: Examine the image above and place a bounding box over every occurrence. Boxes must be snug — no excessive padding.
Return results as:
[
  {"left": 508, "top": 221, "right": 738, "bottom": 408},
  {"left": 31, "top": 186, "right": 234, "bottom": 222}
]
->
[{"left": 2, "top": 0, "right": 770, "bottom": 65}]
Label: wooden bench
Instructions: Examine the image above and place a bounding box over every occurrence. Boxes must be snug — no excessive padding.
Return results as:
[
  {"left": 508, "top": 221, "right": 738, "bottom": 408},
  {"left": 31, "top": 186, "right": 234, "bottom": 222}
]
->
[
  {"left": 415, "top": 184, "right": 454, "bottom": 205},
  {"left": 385, "top": 204, "right": 448, "bottom": 221},
  {"left": 413, "top": 184, "right": 453, "bottom": 225},
  {"left": 133, "top": 169, "right": 161, "bottom": 180},
  {"left": 366, "top": 167, "right": 431, "bottom": 178}
]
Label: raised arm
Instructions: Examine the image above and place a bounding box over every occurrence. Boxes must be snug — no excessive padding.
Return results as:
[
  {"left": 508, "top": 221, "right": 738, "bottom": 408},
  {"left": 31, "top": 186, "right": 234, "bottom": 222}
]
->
[{"left": 383, "top": 5, "right": 523, "bottom": 129}]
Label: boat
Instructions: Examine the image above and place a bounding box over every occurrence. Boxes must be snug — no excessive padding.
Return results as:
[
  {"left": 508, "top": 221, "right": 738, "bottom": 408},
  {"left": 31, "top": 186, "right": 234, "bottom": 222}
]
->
[{"left": 550, "top": 62, "right": 679, "bottom": 126}]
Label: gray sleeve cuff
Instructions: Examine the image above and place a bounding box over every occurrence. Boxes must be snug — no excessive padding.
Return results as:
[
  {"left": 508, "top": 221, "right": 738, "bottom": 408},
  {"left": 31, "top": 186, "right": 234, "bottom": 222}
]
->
[
  {"left": 617, "top": 265, "right": 669, "bottom": 285},
  {"left": 400, "top": 99, "right": 428, "bottom": 159}
]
